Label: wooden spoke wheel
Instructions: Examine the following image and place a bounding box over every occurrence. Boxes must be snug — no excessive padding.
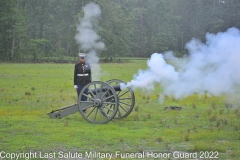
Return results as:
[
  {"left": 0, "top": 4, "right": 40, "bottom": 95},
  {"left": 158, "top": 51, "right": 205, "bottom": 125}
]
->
[
  {"left": 78, "top": 81, "right": 118, "bottom": 124},
  {"left": 106, "top": 79, "right": 135, "bottom": 119}
]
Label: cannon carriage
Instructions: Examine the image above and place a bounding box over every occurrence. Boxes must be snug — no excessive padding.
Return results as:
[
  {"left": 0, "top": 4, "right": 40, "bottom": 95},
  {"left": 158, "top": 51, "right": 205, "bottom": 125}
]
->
[{"left": 48, "top": 79, "right": 135, "bottom": 124}]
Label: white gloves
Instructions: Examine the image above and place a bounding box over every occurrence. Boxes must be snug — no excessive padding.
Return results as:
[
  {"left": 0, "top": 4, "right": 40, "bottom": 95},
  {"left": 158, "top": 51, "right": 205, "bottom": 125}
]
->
[{"left": 74, "top": 85, "right": 78, "bottom": 89}]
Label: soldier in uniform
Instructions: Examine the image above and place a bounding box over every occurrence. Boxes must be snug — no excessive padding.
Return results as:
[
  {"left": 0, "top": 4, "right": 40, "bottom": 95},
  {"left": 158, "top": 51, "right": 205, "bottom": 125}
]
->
[{"left": 74, "top": 53, "right": 92, "bottom": 102}]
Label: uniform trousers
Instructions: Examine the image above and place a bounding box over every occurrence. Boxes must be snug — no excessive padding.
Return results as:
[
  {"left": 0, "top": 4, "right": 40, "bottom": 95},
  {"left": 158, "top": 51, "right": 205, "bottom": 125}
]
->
[{"left": 77, "top": 84, "right": 88, "bottom": 101}]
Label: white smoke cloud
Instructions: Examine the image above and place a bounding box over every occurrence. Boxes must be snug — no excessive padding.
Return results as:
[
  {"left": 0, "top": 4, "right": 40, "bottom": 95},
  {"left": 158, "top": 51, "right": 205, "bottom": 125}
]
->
[
  {"left": 75, "top": 2, "right": 104, "bottom": 80},
  {"left": 122, "top": 27, "right": 240, "bottom": 102}
]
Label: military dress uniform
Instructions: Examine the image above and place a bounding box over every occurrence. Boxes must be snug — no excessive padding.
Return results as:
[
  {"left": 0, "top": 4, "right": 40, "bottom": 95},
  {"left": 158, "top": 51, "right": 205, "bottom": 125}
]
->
[{"left": 74, "top": 54, "right": 91, "bottom": 101}]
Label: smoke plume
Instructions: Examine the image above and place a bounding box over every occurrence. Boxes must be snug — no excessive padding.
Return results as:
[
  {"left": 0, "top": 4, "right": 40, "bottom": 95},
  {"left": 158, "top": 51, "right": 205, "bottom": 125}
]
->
[
  {"left": 75, "top": 2, "right": 105, "bottom": 80},
  {"left": 122, "top": 27, "right": 240, "bottom": 102}
]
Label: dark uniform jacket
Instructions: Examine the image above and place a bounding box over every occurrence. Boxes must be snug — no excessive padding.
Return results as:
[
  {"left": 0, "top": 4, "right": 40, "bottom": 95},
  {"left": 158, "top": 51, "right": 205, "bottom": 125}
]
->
[{"left": 74, "top": 62, "right": 91, "bottom": 85}]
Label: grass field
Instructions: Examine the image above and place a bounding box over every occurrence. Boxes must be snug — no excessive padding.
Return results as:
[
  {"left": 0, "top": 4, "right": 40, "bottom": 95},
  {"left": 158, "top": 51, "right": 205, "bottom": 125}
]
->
[{"left": 0, "top": 60, "right": 240, "bottom": 160}]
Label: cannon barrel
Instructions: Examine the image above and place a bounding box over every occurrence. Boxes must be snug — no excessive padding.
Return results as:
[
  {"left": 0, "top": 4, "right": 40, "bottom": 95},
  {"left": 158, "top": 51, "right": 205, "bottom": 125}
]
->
[
  {"left": 88, "top": 85, "right": 121, "bottom": 94},
  {"left": 112, "top": 85, "right": 121, "bottom": 91}
]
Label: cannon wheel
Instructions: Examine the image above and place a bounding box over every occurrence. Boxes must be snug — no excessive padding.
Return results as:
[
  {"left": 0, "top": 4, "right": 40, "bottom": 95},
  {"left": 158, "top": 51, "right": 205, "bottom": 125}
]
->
[
  {"left": 78, "top": 81, "right": 118, "bottom": 124},
  {"left": 106, "top": 79, "right": 135, "bottom": 119}
]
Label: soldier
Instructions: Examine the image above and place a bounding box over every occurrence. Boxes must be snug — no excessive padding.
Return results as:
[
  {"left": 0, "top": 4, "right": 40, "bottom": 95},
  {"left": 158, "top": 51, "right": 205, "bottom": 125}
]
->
[{"left": 74, "top": 53, "right": 92, "bottom": 102}]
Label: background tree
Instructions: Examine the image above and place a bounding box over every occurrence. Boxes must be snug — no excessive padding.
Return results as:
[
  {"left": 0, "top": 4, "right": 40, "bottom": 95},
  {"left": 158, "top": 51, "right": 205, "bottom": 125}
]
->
[{"left": 0, "top": 0, "right": 240, "bottom": 62}]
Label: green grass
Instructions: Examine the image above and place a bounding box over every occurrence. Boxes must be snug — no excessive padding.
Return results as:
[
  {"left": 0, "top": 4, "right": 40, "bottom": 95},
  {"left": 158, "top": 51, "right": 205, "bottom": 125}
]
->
[{"left": 0, "top": 61, "right": 240, "bottom": 159}]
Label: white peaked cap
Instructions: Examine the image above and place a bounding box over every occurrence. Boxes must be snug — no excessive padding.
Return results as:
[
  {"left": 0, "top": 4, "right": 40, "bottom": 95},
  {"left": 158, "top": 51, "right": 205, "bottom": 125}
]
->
[{"left": 78, "top": 53, "right": 87, "bottom": 58}]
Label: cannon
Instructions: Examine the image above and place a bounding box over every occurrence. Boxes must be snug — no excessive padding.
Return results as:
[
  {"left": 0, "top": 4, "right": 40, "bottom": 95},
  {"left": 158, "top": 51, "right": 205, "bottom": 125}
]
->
[{"left": 48, "top": 79, "right": 135, "bottom": 124}]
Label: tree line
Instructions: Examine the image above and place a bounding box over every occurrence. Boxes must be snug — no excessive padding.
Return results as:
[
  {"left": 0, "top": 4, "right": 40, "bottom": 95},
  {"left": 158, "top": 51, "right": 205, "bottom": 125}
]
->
[{"left": 1, "top": 0, "right": 240, "bottom": 62}]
